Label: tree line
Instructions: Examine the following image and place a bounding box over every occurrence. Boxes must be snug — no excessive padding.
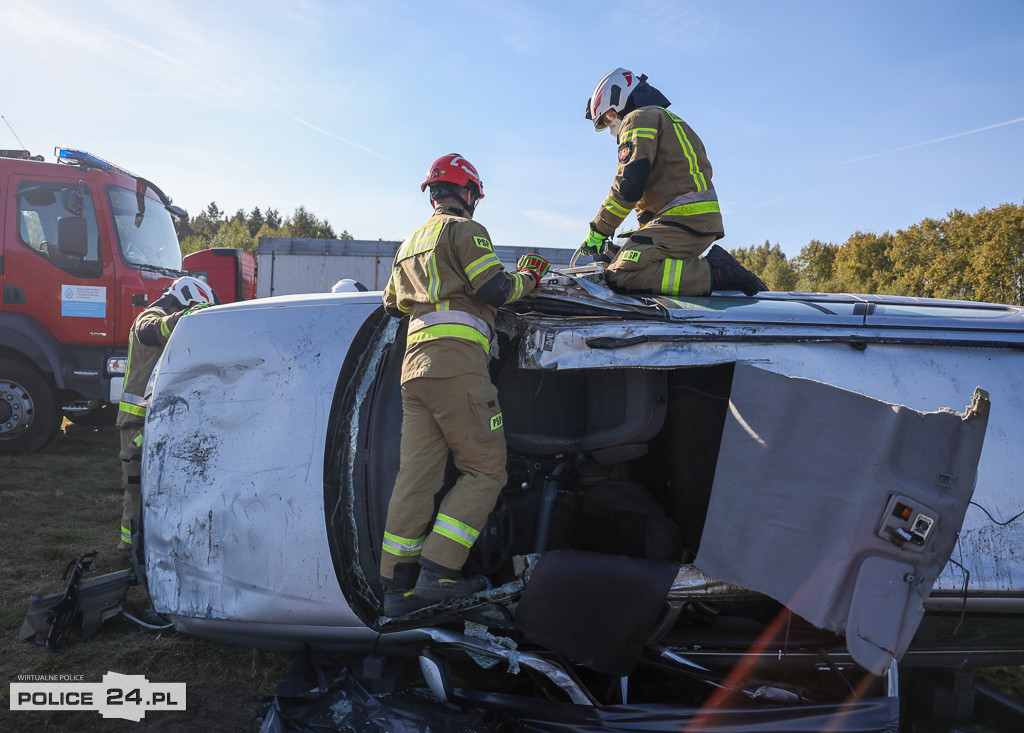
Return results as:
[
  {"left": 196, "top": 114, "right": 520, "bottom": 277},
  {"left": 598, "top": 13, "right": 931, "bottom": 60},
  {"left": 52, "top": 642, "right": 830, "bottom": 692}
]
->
[
  {"left": 176, "top": 202, "right": 351, "bottom": 255},
  {"left": 176, "top": 200, "right": 1023, "bottom": 306},
  {"left": 732, "top": 201, "right": 1024, "bottom": 306}
]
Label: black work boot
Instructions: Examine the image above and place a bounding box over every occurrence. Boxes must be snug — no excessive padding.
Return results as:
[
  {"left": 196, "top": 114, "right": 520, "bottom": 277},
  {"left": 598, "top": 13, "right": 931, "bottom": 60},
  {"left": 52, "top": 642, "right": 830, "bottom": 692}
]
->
[
  {"left": 414, "top": 566, "right": 492, "bottom": 602},
  {"left": 705, "top": 244, "right": 769, "bottom": 296},
  {"left": 382, "top": 562, "right": 428, "bottom": 617},
  {"left": 383, "top": 587, "right": 429, "bottom": 617}
]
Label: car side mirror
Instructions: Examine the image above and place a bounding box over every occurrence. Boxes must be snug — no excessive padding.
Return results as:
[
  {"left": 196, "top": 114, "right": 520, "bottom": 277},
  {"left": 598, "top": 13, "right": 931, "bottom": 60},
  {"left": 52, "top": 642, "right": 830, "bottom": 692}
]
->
[{"left": 58, "top": 216, "right": 89, "bottom": 258}]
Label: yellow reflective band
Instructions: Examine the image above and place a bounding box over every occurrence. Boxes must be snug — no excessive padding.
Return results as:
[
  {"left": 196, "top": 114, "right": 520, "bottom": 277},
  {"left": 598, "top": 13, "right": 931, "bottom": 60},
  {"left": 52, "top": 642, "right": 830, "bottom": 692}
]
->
[
  {"left": 433, "top": 513, "right": 479, "bottom": 549},
  {"left": 490, "top": 412, "right": 503, "bottom": 430},
  {"left": 382, "top": 531, "right": 425, "bottom": 557},
  {"left": 622, "top": 249, "right": 642, "bottom": 263},
  {"left": 622, "top": 128, "right": 657, "bottom": 142},
  {"left": 661, "top": 259, "right": 683, "bottom": 295},
  {"left": 131, "top": 433, "right": 144, "bottom": 448},
  {"left": 666, "top": 110, "right": 708, "bottom": 192},
  {"left": 407, "top": 324, "right": 490, "bottom": 354},
  {"left": 507, "top": 274, "right": 524, "bottom": 303},
  {"left": 396, "top": 222, "right": 444, "bottom": 262},
  {"left": 603, "top": 198, "right": 631, "bottom": 217},
  {"left": 160, "top": 319, "right": 171, "bottom": 339},
  {"left": 427, "top": 252, "right": 441, "bottom": 303},
  {"left": 435, "top": 300, "right": 450, "bottom": 311},
  {"left": 661, "top": 200, "right": 722, "bottom": 217},
  {"left": 119, "top": 402, "right": 146, "bottom": 417},
  {"left": 465, "top": 253, "right": 501, "bottom": 282},
  {"left": 123, "top": 340, "right": 133, "bottom": 383},
  {"left": 121, "top": 525, "right": 132, "bottom": 543}
]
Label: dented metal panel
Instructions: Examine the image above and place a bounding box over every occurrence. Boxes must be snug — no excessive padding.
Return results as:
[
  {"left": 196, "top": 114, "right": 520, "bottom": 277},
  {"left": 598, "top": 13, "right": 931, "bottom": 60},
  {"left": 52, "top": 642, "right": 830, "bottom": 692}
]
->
[
  {"left": 143, "top": 294, "right": 382, "bottom": 627},
  {"left": 514, "top": 319, "right": 1024, "bottom": 594},
  {"left": 695, "top": 364, "right": 989, "bottom": 675}
]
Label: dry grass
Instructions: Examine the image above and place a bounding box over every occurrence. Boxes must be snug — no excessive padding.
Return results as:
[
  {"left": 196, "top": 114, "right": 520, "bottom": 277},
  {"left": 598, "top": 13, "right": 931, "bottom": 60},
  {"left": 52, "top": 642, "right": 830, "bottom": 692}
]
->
[
  {"left": 1, "top": 420, "right": 1021, "bottom": 731},
  {"left": 0, "top": 420, "right": 292, "bottom": 732}
]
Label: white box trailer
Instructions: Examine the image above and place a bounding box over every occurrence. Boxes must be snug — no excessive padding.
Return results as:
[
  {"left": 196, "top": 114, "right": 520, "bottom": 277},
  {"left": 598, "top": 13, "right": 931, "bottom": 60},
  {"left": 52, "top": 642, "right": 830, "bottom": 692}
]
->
[{"left": 256, "top": 237, "right": 576, "bottom": 297}]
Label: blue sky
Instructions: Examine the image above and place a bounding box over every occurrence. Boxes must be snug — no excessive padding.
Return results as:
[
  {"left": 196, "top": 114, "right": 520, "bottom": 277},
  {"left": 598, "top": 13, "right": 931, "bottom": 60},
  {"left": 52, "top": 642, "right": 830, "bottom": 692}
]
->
[{"left": 2, "top": 1, "right": 1022, "bottom": 257}]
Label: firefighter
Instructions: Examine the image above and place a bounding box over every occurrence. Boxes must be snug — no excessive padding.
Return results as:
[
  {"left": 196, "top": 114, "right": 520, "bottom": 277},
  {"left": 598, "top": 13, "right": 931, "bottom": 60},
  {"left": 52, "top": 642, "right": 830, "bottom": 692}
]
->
[
  {"left": 380, "top": 153, "right": 550, "bottom": 616},
  {"left": 583, "top": 68, "right": 768, "bottom": 297},
  {"left": 116, "top": 276, "right": 219, "bottom": 557}
]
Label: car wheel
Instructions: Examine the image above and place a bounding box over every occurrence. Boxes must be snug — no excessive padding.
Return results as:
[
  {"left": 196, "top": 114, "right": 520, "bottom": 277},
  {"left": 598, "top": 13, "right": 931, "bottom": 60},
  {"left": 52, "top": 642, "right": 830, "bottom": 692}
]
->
[{"left": 0, "top": 359, "right": 62, "bottom": 455}]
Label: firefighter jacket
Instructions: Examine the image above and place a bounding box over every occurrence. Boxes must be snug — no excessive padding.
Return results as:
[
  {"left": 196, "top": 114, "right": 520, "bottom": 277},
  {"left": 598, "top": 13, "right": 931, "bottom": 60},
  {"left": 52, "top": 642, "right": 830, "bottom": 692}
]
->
[
  {"left": 384, "top": 204, "right": 537, "bottom": 383},
  {"left": 116, "top": 300, "right": 185, "bottom": 427},
  {"left": 591, "top": 106, "right": 725, "bottom": 241}
]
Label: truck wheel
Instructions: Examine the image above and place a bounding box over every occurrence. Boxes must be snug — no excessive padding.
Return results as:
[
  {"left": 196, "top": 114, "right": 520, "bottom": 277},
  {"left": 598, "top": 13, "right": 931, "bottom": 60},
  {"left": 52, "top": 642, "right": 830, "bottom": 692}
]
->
[{"left": 0, "top": 359, "right": 62, "bottom": 455}]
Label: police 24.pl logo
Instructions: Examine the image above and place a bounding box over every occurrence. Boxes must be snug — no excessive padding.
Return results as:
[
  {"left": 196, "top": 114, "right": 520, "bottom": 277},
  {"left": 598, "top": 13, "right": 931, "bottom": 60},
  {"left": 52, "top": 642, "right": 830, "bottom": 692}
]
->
[{"left": 10, "top": 671, "right": 186, "bottom": 722}]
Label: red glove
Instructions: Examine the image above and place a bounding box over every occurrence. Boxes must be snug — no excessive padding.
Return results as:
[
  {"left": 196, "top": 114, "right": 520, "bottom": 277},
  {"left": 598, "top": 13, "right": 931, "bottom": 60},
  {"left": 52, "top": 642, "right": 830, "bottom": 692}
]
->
[{"left": 517, "top": 253, "right": 550, "bottom": 286}]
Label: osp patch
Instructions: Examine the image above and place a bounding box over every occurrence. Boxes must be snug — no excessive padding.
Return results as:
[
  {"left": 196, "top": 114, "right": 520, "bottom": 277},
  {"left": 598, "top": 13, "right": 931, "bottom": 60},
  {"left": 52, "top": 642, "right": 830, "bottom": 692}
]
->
[{"left": 618, "top": 142, "right": 632, "bottom": 163}]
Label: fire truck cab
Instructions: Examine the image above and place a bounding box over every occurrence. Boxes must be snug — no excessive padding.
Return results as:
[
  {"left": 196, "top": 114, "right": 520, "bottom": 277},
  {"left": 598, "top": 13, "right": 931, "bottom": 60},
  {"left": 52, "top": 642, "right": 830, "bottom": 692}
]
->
[{"left": 0, "top": 148, "right": 186, "bottom": 454}]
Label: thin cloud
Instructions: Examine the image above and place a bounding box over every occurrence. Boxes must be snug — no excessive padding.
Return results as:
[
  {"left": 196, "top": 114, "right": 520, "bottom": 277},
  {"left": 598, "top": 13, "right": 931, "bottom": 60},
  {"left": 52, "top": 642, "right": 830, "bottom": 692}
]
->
[
  {"left": 843, "top": 117, "right": 1024, "bottom": 165},
  {"left": 523, "top": 209, "right": 579, "bottom": 230},
  {"left": 750, "top": 197, "right": 784, "bottom": 211},
  {"left": 283, "top": 113, "right": 392, "bottom": 161}
]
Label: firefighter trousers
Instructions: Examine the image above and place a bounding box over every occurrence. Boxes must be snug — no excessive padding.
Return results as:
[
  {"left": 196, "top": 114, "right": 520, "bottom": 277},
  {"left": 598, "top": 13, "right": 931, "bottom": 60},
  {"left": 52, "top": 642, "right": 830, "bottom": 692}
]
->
[
  {"left": 380, "top": 371, "right": 507, "bottom": 581},
  {"left": 606, "top": 223, "right": 715, "bottom": 296},
  {"left": 118, "top": 423, "right": 144, "bottom": 551}
]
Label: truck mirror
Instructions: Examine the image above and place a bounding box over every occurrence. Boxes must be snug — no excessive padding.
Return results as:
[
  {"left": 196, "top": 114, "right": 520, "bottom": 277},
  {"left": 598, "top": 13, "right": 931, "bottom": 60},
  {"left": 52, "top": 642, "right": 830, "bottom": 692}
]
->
[
  {"left": 23, "top": 188, "right": 57, "bottom": 207},
  {"left": 62, "top": 184, "right": 85, "bottom": 216},
  {"left": 58, "top": 216, "right": 89, "bottom": 258}
]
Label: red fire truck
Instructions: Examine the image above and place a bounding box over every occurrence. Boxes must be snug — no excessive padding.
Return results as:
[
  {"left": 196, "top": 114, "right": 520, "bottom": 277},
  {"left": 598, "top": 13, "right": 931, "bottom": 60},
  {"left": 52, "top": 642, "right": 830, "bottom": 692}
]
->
[
  {"left": 182, "top": 247, "right": 256, "bottom": 303},
  {"left": 0, "top": 148, "right": 188, "bottom": 454}
]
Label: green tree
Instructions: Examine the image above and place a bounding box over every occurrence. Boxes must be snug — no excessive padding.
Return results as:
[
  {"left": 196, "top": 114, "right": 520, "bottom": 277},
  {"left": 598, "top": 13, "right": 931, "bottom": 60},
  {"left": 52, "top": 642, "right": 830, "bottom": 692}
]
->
[
  {"left": 247, "top": 206, "right": 265, "bottom": 237},
  {"left": 886, "top": 218, "right": 960, "bottom": 299},
  {"left": 279, "top": 205, "right": 336, "bottom": 239},
  {"left": 960, "top": 204, "right": 1024, "bottom": 305},
  {"left": 793, "top": 240, "right": 839, "bottom": 292},
  {"left": 265, "top": 208, "right": 282, "bottom": 230},
  {"left": 831, "top": 231, "right": 894, "bottom": 294},
  {"left": 732, "top": 241, "right": 797, "bottom": 291},
  {"left": 210, "top": 218, "right": 256, "bottom": 253}
]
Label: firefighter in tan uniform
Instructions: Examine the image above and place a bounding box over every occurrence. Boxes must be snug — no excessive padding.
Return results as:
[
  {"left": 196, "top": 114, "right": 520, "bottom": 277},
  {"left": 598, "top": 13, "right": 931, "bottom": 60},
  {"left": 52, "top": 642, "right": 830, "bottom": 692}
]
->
[
  {"left": 116, "top": 276, "right": 218, "bottom": 557},
  {"left": 583, "top": 68, "right": 767, "bottom": 297},
  {"left": 380, "top": 153, "right": 550, "bottom": 616}
]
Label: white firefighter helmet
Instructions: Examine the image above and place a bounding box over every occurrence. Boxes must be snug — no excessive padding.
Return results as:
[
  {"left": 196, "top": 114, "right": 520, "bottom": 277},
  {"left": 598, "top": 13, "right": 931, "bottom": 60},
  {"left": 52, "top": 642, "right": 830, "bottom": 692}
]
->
[
  {"left": 166, "top": 276, "right": 219, "bottom": 307},
  {"left": 585, "top": 68, "right": 642, "bottom": 130}
]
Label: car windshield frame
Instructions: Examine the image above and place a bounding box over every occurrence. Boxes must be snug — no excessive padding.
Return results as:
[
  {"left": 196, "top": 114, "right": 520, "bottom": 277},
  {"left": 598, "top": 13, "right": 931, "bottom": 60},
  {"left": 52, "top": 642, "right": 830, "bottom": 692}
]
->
[{"left": 105, "top": 184, "right": 183, "bottom": 271}]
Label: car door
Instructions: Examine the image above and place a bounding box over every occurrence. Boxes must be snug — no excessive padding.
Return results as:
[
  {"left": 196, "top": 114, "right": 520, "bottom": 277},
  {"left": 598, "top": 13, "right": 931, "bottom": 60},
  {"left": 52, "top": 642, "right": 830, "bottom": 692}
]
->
[{"left": 694, "top": 362, "right": 990, "bottom": 675}]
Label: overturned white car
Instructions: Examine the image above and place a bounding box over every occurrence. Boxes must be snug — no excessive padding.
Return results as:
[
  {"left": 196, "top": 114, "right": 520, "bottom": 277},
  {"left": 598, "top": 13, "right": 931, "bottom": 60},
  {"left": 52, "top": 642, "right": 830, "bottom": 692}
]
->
[{"left": 141, "top": 268, "right": 1024, "bottom": 730}]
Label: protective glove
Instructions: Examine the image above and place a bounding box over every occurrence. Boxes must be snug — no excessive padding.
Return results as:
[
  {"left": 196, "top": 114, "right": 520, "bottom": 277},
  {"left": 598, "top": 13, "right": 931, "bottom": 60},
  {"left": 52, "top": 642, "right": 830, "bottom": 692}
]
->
[
  {"left": 517, "top": 253, "right": 551, "bottom": 286},
  {"left": 581, "top": 225, "right": 609, "bottom": 256},
  {"left": 181, "top": 302, "right": 214, "bottom": 317}
]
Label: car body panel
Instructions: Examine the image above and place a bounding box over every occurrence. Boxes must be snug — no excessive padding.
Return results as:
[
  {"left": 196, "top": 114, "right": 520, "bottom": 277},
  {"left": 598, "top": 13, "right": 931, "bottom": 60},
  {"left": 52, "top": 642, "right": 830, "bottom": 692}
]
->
[
  {"left": 144, "top": 294, "right": 381, "bottom": 630},
  {"left": 141, "top": 283, "right": 1022, "bottom": 676}
]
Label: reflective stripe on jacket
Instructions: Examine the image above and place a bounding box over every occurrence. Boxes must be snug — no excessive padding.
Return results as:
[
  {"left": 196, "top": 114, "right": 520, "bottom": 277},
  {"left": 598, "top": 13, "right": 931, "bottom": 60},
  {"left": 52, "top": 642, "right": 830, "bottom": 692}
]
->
[
  {"left": 383, "top": 204, "right": 536, "bottom": 381},
  {"left": 116, "top": 303, "right": 180, "bottom": 426},
  {"left": 592, "top": 106, "right": 725, "bottom": 240}
]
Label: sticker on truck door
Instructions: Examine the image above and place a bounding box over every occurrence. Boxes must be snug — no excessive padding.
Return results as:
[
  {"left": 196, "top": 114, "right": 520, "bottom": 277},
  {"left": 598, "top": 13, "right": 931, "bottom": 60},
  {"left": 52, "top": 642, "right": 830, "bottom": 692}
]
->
[{"left": 61, "top": 285, "right": 107, "bottom": 318}]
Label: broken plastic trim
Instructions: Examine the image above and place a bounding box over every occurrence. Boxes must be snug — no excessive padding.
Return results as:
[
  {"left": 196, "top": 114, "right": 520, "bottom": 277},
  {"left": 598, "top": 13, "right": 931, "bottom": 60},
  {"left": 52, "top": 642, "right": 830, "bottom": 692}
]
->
[{"left": 422, "top": 628, "right": 596, "bottom": 705}]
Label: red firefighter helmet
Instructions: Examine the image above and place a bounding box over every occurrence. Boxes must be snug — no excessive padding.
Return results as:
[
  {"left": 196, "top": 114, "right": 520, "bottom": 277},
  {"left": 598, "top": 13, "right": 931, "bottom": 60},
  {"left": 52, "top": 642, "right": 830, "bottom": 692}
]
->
[{"left": 421, "top": 153, "right": 484, "bottom": 199}]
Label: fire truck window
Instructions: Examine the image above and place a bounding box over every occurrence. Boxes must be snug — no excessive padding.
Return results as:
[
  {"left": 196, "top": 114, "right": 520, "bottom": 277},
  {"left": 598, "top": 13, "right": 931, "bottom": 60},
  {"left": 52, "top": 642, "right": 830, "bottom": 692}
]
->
[{"left": 16, "top": 182, "right": 102, "bottom": 278}]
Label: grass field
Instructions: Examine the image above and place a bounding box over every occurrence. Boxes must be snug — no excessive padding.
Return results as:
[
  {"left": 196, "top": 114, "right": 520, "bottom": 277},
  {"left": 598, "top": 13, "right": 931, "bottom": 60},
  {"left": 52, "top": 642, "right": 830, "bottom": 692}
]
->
[{"left": 2, "top": 418, "right": 1021, "bottom": 731}]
